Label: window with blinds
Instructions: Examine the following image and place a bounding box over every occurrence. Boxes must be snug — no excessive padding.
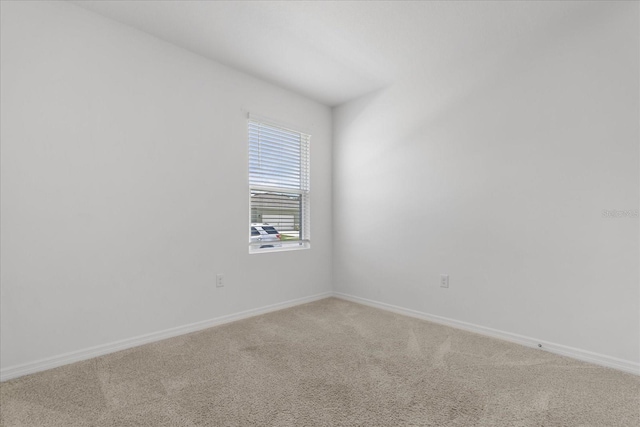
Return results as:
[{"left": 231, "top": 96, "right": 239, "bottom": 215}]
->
[{"left": 248, "top": 118, "right": 310, "bottom": 253}]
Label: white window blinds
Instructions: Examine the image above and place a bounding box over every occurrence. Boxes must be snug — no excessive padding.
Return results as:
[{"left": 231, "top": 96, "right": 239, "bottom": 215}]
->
[{"left": 248, "top": 119, "right": 310, "bottom": 252}]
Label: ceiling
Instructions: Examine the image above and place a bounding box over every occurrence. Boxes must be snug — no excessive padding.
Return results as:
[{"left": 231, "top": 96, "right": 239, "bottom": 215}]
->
[{"left": 71, "top": 1, "right": 585, "bottom": 107}]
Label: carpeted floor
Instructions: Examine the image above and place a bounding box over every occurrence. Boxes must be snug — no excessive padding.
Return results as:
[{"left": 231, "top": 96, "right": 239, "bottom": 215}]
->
[{"left": 1, "top": 297, "right": 639, "bottom": 426}]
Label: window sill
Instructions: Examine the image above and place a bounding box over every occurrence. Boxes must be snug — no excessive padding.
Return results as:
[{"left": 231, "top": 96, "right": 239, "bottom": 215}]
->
[{"left": 249, "top": 241, "right": 310, "bottom": 254}]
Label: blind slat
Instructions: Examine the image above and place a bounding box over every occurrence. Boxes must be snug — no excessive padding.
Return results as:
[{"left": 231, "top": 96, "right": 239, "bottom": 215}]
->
[
  {"left": 249, "top": 131, "right": 302, "bottom": 147},
  {"left": 249, "top": 151, "right": 302, "bottom": 166},
  {"left": 249, "top": 124, "right": 303, "bottom": 141}
]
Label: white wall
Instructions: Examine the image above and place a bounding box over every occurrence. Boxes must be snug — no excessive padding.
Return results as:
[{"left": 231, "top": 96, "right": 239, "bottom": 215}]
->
[
  {"left": 0, "top": 1, "right": 332, "bottom": 371},
  {"left": 333, "top": 3, "right": 639, "bottom": 366}
]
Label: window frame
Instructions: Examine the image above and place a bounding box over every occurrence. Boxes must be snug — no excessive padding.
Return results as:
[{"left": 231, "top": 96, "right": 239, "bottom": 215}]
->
[{"left": 247, "top": 116, "right": 311, "bottom": 254}]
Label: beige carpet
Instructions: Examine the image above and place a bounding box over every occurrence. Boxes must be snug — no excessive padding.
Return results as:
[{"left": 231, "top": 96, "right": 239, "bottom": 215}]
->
[{"left": 1, "top": 298, "right": 638, "bottom": 426}]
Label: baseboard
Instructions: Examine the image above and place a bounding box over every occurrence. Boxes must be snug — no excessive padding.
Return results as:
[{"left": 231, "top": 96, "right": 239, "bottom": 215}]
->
[
  {"left": 333, "top": 292, "right": 640, "bottom": 376},
  {"left": 0, "top": 291, "right": 332, "bottom": 382},
  {"left": 4, "top": 291, "right": 637, "bottom": 381}
]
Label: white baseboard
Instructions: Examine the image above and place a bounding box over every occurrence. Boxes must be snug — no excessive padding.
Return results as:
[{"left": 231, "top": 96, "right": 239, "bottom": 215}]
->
[
  {"left": 333, "top": 292, "right": 640, "bottom": 376},
  {"left": 0, "top": 292, "right": 332, "bottom": 382},
  {"left": 3, "top": 291, "right": 637, "bottom": 381}
]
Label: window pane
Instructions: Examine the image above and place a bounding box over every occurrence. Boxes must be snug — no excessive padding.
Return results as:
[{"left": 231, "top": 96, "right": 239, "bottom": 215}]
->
[
  {"left": 251, "top": 190, "right": 302, "bottom": 241},
  {"left": 248, "top": 118, "right": 310, "bottom": 252}
]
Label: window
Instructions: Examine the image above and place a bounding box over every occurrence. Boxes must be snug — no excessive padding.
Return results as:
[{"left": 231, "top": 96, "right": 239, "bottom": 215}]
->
[{"left": 248, "top": 117, "right": 310, "bottom": 252}]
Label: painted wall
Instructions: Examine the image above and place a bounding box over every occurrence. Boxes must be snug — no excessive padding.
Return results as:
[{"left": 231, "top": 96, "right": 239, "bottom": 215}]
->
[
  {"left": 0, "top": 1, "right": 332, "bottom": 371},
  {"left": 333, "top": 3, "right": 639, "bottom": 365}
]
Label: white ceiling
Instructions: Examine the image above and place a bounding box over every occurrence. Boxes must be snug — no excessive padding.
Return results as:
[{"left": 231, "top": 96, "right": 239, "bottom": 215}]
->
[{"left": 71, "top": 1, "right": 584, "bottom": 107}]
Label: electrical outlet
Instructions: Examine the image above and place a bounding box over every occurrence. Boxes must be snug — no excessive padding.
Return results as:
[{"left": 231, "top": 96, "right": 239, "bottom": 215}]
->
[
  {"left": 440, "top": 274, "right": 449, "bottom": 288},
  {"left": 216, "top": 274, "right": 224, "bottom": 288}
]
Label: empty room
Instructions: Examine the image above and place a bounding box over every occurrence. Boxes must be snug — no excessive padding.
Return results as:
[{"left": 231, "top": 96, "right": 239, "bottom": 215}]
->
[{"left": 1, "top": 0, "right": 638, "bottom": 426}]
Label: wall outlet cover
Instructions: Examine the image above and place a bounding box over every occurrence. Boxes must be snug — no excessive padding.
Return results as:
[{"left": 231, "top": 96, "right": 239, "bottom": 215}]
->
[{"left": 440, "top": 274, "right": 449, "bottom": 288}]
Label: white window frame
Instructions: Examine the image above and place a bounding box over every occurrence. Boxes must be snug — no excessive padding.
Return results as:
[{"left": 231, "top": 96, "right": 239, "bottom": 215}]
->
[{"left": 248, "top": 115, "right": 311, "bottom": 253}]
